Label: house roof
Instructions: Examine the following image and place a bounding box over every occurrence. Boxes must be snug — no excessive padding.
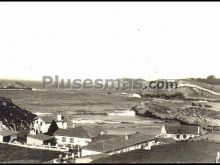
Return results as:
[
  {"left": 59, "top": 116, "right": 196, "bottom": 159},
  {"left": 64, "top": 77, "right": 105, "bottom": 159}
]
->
[
  {"left": 164, "top": 125, "right": 199, "bottom": 134},
  {"left": 53, "top": 126, "right": 103, "bottom": 139},
  {"left": 28, "top": 134, "right": 55, "bottom": 141},
  {"left": 0, "top": 130, "right": 18, "bottom": 136},
  {"left": 82, "top": 133, "right": 155, "bottom": 153},
  {"left": 91, "top": 134, "right": 121, "bottom": 143}
]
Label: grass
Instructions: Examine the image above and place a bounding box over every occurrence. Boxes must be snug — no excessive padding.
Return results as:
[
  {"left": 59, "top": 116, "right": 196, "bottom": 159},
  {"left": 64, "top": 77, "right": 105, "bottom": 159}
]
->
[
  {"left": 184, "top": 79, "right": 220, "bottom": 93},
  {"left": 93, "top": 141, "right": 220, "bottom": 163},
  {"left": 0, "top": 143, "right": 63, "bottom": 163}
]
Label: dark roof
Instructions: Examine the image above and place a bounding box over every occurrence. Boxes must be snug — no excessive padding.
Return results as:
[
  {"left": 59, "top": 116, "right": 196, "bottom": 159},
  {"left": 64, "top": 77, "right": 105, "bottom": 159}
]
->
[
  {"left": 91, "top": 134, "right": 122, "bottom": 143},
  {"left": 164, "top": 125, "right": 200, "bottom": 134},
  {"left": 0, "top": 130, "right": 18, "bottom": 136},
  {"left": 82, "top": 133, "right": 155, "bottom": 153},
  {"left": 54, "top": 126, "right": 103, "bottom": 139},
  {"left": 28, "top": 134, "right": 55, "bottom": 141}
]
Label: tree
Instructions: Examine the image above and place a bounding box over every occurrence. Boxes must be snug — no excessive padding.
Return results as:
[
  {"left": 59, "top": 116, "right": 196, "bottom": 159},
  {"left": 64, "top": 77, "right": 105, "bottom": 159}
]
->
[{"left": 207, "top": 75, "right": 216, "bottom": 80}]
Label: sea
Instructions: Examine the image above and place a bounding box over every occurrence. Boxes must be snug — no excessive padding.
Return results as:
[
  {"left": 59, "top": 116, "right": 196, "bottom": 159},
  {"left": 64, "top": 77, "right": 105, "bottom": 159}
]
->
[
  {"left": 4, "top": 80, "right": 220, "bottom": 135},
  {"left": 0, "top": 85, "right": 164, "bottom": 132}
]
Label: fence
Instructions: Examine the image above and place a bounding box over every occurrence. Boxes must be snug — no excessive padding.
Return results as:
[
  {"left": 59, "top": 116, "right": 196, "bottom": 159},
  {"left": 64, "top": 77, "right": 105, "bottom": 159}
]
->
[{"left": 1, "top": 141, "right": 69, "bottom": 152}]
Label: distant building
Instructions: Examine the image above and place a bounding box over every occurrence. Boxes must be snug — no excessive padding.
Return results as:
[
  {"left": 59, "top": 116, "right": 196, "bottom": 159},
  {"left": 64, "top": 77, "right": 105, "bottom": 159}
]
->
[
  {"left": 0, "top": 130, "right": 18, "bottom": 143},
  {"left": 27, "top": 134, "right": 56, "bottom": 146},
  {"left": 160, "top": 125, "right": 202, "bottom": 141},
  {"left": 53, "top": 125, "right": 104, "bottom": 147},
  {"left": 81, "top": 132, "right": 156, "bottom": 157},
  {"left": 30, "top": 114, "right": 67, "bottom": 135}
]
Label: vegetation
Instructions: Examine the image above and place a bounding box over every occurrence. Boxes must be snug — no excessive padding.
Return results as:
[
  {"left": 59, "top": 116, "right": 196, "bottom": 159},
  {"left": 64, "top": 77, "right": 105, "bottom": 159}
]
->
[
  {"left": 0, "top": 143, "right": 63, "bottom": 163},
  {"left": 93, "top": 141, "right": 220, "bottom": 163},
  {"left": 0, "top": 97, "right": 36, "bottom": 132},
  {"left": 190, "top": 75, "right": 220, "bottom": 85}
]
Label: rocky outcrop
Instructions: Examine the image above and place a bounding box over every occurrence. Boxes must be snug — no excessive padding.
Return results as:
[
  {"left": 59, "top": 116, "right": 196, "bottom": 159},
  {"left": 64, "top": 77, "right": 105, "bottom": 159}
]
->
[
  {"left": 132, "top": 101, "right": 220, "bottom": 129},
  {"left": 0, "top": 97, "right": 36, "bottom": 132},
  {"left": 0, "top": 82, "right": 32, "bottom": 90}
]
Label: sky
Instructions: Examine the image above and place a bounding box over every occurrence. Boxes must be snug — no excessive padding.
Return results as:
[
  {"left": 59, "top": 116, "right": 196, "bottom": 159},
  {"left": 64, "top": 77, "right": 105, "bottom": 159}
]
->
[{"left": 0, "top": 2, "right": 220, "bottom": 81}]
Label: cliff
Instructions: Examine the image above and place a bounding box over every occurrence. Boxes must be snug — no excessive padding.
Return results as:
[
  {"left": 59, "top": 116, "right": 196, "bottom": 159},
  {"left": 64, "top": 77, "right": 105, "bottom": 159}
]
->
[
  {"left": 0, "top": 97, "right": 36, "bottom": 132},
  {"left": 132, "top": 100, "right": 220, "bottom": 129}
]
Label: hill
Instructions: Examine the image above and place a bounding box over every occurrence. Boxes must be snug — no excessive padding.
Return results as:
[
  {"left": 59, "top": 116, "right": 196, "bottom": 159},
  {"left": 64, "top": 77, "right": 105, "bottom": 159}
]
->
[
  {"left": 92, "top": 141, "right": 219, "bottom": 163},
  {"left": 0, "top": 97, "right": 36, "bottom": 131}
]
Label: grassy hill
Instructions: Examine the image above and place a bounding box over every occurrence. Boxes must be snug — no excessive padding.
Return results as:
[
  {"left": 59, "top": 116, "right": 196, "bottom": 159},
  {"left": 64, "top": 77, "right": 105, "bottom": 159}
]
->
[
  {"left": 0, "top": 143, "right": 63, "bottom": 163},
  {"left": 93, "top": 141, "right": 220, "bottom": 163},
  {"left": 184, "top": 79, "right": 220, "bottom": 93}
]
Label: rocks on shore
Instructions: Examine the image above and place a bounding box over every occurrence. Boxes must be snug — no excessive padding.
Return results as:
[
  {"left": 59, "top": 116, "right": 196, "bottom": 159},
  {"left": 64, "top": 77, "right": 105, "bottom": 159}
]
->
[{"left": 132, "top": 100, "right": 220, "bottom": 130}]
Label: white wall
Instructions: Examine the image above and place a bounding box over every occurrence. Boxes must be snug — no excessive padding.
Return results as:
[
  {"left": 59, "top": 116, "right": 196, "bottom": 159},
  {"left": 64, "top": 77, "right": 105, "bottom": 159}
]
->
[
  {"left": 81, "top": 142, "right": 151, "bottom": 157},
  {"left": 27, "top": 137, "right": 44, "bottom": 146},
  {"left": 55, "top": 136, "right": 92, "bottom": 146},
  {"left": 81, "top": 149, "right": 101, "bottom": 157},
  {"left": 56, "top": 121, "right": 68, "bottom": 129},
  {"left": 0, "top": 135, "right": 3, "bottom": 143},
  {"left": 30, "top": 118, "right": 51, "bottom": 135},
  {"left": 163, "top": 134, "right": 199, "bottom": 141}
]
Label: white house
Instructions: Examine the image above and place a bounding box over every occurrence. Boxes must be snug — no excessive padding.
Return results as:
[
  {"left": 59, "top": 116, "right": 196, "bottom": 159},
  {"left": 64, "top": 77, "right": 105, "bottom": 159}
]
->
[
  {"left": 27, "top": 134, "right": 56, "bottom": 146},
  {"left": 81, "top": 132, "right": 156, "bottom": 157},
  {"left": 30, "top": 114, "right": 67, "bottom": 135},
  {"left": 160, "top": 125, "right": 202, "bottom": 141},
  {"left": 0, "top": 130, "right": 18, "bottom": 143},
  {"left": 53, "top": 125, "right": 103, "bottom": 147}
]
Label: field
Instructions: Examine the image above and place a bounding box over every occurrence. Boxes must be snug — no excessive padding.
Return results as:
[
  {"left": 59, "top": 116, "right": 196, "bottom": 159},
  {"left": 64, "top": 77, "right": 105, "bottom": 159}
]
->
[
  {"left": 93, "top": 141, "right": 220, "bottom": 163},
  {"left": 0, "top": 143, "right": 63, "bottom": 163},
  {"left": 184, "top": 79, "right": 220, "bottom": 93}
]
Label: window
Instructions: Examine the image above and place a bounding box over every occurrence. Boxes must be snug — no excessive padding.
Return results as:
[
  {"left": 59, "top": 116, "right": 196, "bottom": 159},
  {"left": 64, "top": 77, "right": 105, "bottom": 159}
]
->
[
  {"left": 176, "top": 135, "right": 180, "bottom": 139},
  {"left": 36, "top": 121, "right": 38, "bottom": 124},
  {"left": 40, "top": 122, "right": 43, "bottom": 125},
  {"left": 62, "top": 137, "right": 66, "bottom": 142},
  {"left": 183, "top": 135, "right": 187, "bottom": 139},
  {"left": 70, "top": 138, "right": 74, "bottom": 143},
  {"left": 40, "top": 131, "right": 42, "bottom": 134}
]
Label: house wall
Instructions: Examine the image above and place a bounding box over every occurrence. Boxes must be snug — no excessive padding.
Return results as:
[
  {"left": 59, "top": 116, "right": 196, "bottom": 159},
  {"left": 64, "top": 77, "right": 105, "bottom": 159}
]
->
[
  {"left": 111, "top": 142, "right": 153, "bottom": 155},
  {"left": 81, "top": 140, "right": 155, "bottom": 157},
  {"left": 56, "top": 121, "right": 68, "bottom": 129},
  {"left": 161, "top": 126, "right": 167, "bottom": 135},
  {"left": 27, "top": 137, "right": 44, "bottom": 146},
  {"left": 0, "top": 135, "right": 3, "bottom": 142},
  {"left": 81, "top": 150, "right": 102, "bottom": 157},
  {"left": 164, "top": 134, "right": 199, "bottom": 141},
  {"left": 55, "top": 136, "right": 92, "bottom": 146},
  {"left": 0, "top": 135, "right": 17, "bottom": 143},
  {"left": 30, "top": 118, "right": 51, "bottom": 135},
  {"left": 144, "top": 141, "right": 156, "bottom": 150}
]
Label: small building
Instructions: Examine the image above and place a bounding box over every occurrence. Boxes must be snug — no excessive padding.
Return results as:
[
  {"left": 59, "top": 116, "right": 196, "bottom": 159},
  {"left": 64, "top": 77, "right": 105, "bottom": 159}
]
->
[
  {"left": 30, "top": 114, "right": 68, "bottom": 135},
  {"left": 27, "top": 134, "right": 56, "bottom": 146},
  {"left": 0, "top": 130, "right": 18, "bottom": 143},
  {"left": 81, "top": 132, "right": 155, "bottom": 157},
  {"left": 160, "top": 125, "right": 202, "bottom": 141},
  {"left": 53, "top": 125, "right": 103, "bottom": 147}
]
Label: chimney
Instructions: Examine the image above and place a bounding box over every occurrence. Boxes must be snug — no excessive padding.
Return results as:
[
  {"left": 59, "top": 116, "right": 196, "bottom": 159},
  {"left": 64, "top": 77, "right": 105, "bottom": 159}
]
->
[
  {"left": 125, "top": 132, "right": 130, "bottom": 140},
  {"left": 57, "top": 114, "right": 62, "bottom": 121}
]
